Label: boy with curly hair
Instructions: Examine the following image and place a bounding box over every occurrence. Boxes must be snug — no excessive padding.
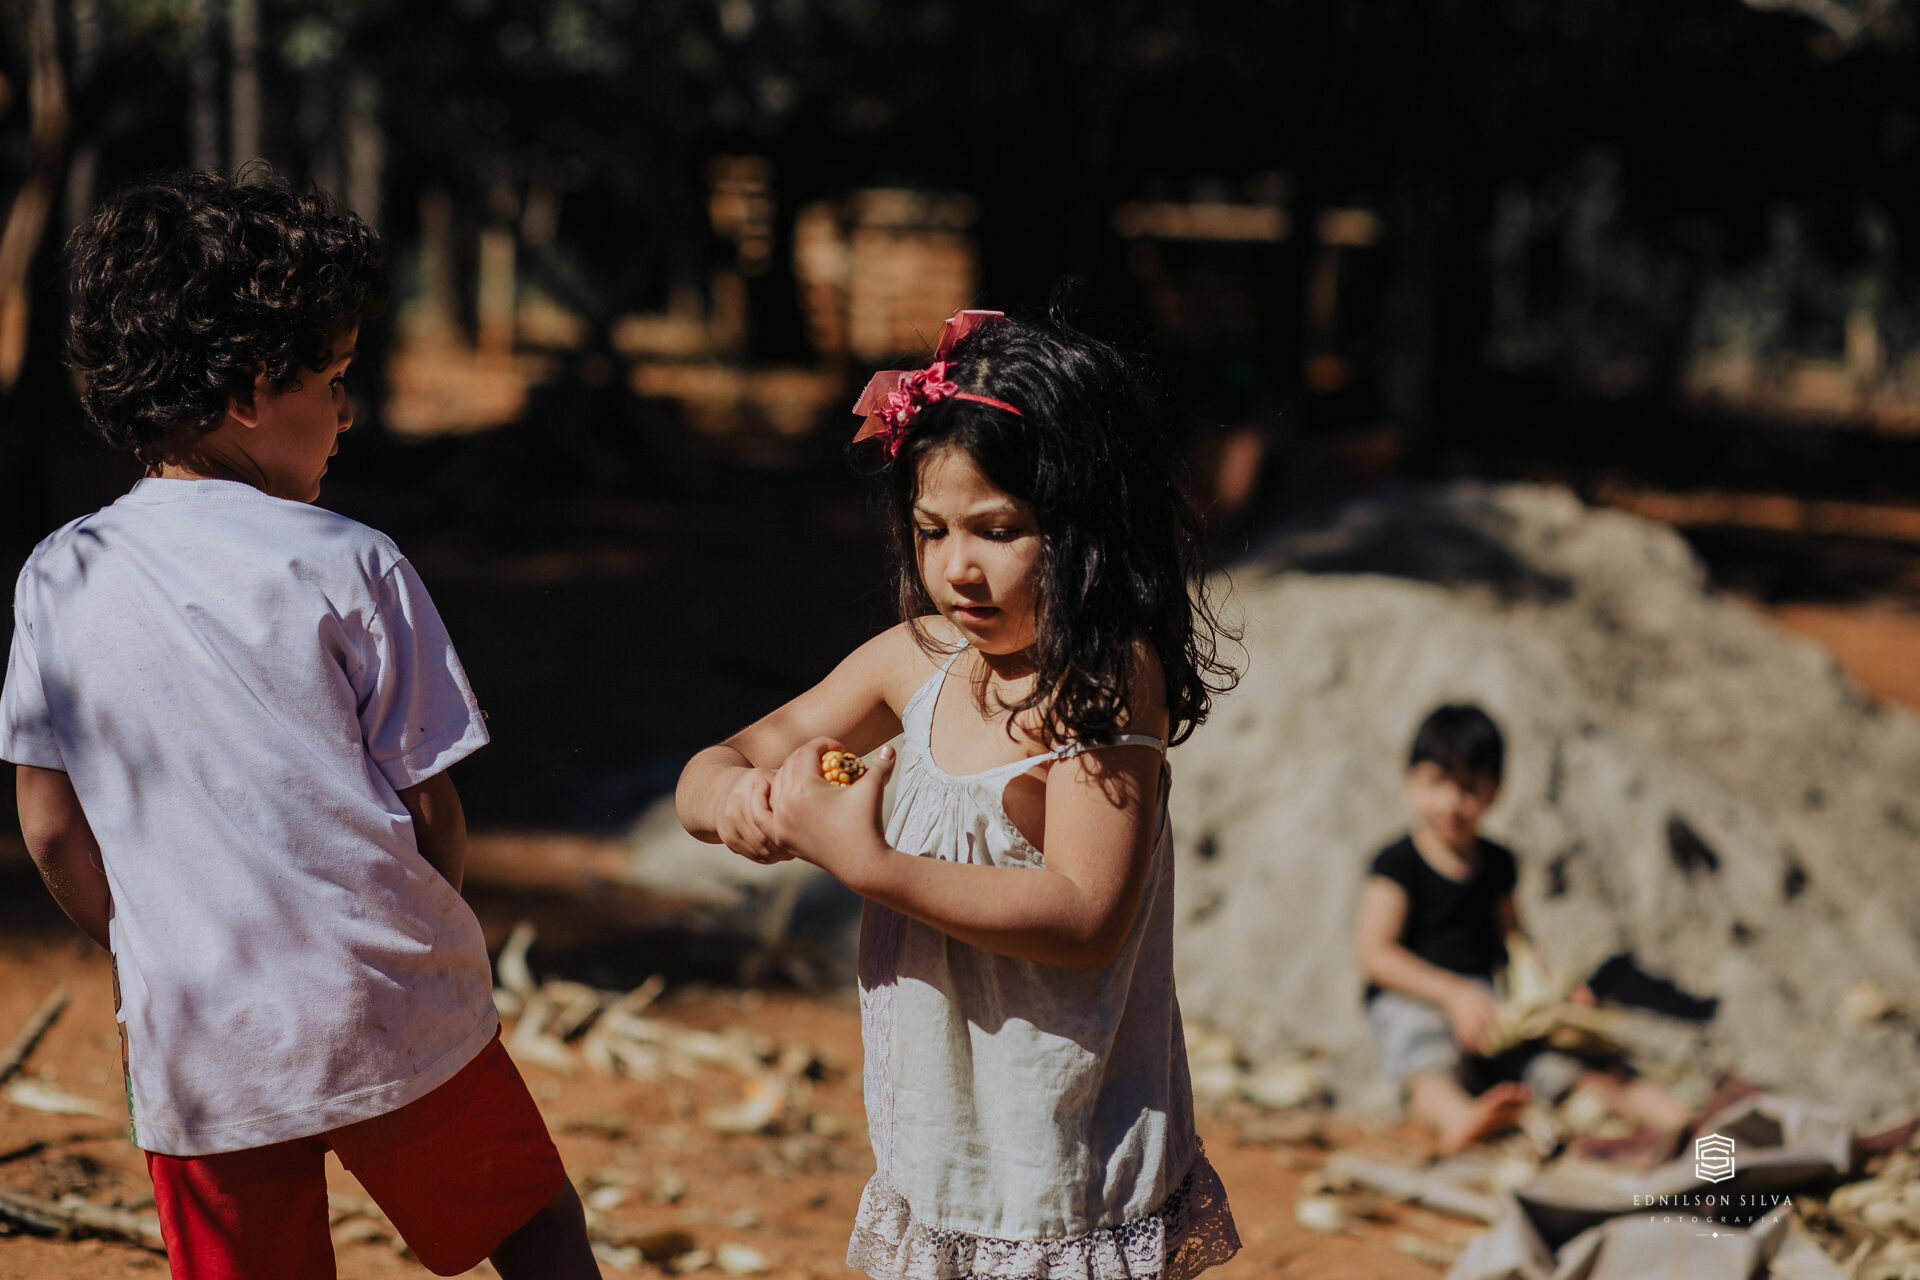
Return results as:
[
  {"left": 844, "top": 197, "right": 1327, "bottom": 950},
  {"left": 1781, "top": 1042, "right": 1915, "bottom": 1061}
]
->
[{"left": 1, "top": 171, "right": 597, "bottom": 1278}]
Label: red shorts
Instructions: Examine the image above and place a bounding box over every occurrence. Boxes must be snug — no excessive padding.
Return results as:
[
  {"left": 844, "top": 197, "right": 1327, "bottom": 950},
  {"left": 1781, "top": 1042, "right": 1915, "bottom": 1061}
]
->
[{"left": 145, "top": 1035, "right": 566, "bottom": 1279}]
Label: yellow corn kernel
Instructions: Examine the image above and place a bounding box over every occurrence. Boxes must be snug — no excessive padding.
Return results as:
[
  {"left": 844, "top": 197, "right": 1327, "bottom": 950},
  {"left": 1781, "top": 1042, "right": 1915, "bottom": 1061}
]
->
[{"left": 820, "top": 750, "right": 866, "bottom": 786}]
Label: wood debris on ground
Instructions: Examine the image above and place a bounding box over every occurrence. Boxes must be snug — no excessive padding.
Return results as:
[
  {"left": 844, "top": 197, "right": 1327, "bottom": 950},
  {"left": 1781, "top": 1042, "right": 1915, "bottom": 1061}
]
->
[
  {"left": 0, "top": 988, "right": 115, "bottom": 1131},
  {"left": 0, "top": 988, "right": 69, "bottom": 1087},
  {"left": 1801, "top": 1130, "right": 1920, "bottom": 1278},
  {"left": 1321, "top": 1151, "right": 1506, "bottom": 1225},
  {"left": 0, "top": 986, "right": 167, "bottom": 1254},
  {"left": 492, "top": 920, "right": 827, "bottom": 1140},
  {"left": 2, "top": 1079, "right": 119, "bottom": 1120},
  {"left": 474, "top": 921, "right": 845, "bottom": 1270},
  {"left": 1392, "top": 1232, "right": 1460, "bottom": 1267},
  {"left": 1316, "top": 1103, "right": 1920, "bottom": 1277},
  {"left": 1185, "top": 1022, "right": 1331, "bottom": 1111},
  {"left": 0, "top": 1183, "right": 166, "bottom": 1252}
]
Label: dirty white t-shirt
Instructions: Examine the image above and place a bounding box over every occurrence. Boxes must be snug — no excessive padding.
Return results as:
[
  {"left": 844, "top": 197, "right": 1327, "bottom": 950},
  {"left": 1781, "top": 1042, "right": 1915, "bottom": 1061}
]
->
[{"left": 0, "top": 478, "right": 497, "bottom": 1156}]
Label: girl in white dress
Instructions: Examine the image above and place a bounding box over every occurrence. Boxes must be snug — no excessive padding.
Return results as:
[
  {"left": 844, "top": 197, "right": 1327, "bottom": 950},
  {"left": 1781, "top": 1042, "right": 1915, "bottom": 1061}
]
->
[{"left": 677, "top": 308, "right": 1241, "bottom": 1280}]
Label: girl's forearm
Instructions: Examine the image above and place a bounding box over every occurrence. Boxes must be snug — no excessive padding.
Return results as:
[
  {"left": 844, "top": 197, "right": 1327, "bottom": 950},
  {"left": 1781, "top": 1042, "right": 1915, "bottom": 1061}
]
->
[
  {"left": 849, "top": 841, "right": 1130, "bottom": 970},
  {"left": 676, "top": 744, "right": 752, "bottom": 842}
]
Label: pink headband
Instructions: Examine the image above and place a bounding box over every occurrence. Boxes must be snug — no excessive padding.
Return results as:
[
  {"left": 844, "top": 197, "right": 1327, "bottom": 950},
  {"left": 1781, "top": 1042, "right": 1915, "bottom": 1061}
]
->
[{"left": 852, "top": 309, "right": 1023, "bottom": 457}]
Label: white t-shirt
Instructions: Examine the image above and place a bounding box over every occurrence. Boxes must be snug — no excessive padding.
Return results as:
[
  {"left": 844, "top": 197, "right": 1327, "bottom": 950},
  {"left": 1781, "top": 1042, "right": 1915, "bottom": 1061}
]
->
[{"left": 0, "top": 478, "right": 498, "bottom": 1156}]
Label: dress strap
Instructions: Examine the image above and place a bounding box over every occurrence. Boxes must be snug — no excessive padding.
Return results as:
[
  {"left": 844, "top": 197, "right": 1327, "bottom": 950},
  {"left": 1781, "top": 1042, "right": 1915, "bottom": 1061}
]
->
[
  {"left": 925, "top": 644, "right": 1167, "bottom": 779},
  {"left": 1052, "top": 733, "right": 1167, "bottom": 760},
  {"left": 959, "top": 735, "right": 1168, "bottom": 780},
  {"left": 902, "top": 644, "right": 970, "bottom": 729},
  {"left": 966, "top": 749, "right": 1061, "bottom": 781}
]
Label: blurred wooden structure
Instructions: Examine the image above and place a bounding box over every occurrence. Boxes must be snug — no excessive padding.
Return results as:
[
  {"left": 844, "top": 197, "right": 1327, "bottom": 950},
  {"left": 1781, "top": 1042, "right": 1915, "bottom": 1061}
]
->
[
  {"left": 385, "top": 165, "right": 982, "bottom": 449},
  {"left": 795, "top": 188, "right": 979, "bottom": 363}
]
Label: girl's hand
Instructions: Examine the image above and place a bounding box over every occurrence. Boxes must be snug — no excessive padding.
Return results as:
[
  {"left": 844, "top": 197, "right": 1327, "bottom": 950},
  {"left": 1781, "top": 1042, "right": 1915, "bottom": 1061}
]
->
[
  {"left": 717, "top": 768, "right": 791, "bottom": 864},
  {"left": 768, "top": 737, "right": 895, "bottom": 888}
]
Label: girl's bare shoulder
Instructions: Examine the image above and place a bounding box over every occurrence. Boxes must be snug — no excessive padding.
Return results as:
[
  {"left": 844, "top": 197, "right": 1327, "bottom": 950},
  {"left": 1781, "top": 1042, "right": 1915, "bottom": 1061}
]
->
[
  {"left": 853, "top": 616, "right": 962, "bottom": 714},
  {"left": 1118, "top": 635, "right": 1171, "bottom": 738}
]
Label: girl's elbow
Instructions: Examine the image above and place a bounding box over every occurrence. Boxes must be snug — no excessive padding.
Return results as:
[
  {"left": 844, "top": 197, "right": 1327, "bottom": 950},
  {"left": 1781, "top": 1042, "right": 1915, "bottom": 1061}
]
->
[
  {"left": 672, "top": 768, "right": 721, "bottom": 842},
  {"left": 1054, "top": 941, "right": 1120, "bottom": 971},
  {"left": 1057, "top": 917, "right": 1130, "bottom": 970}
]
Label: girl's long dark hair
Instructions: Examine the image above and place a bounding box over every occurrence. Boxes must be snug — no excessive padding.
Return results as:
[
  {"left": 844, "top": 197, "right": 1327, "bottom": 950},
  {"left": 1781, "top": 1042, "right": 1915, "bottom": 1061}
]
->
[{"left": 869, "top": 307, "right": 1239, "bottom": 747}]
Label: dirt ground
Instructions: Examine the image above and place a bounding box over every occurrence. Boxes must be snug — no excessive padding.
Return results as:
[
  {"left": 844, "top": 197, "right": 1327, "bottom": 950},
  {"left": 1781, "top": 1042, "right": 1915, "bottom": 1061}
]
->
[
  {"left": 1765, "top": 601, "right": 1920, "bottom": 711},
  {"left": 0, "top": 834, "right": 1479, "bottom": 1280}
]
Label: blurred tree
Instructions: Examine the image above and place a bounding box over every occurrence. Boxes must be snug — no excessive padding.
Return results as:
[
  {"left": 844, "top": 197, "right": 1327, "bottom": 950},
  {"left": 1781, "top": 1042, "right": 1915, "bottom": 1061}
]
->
[
  {"left": 0, "top": 0, "right": 66, "bottom": 392},
  {"left": 228, "top": 0, "right": 259, "bottom": 165}
]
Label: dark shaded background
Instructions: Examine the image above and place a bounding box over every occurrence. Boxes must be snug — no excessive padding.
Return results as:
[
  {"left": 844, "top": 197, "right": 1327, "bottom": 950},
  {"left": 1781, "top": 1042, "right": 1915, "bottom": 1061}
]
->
[{"left": 4, "top": 0, "right": 1919, "bottom": 830}]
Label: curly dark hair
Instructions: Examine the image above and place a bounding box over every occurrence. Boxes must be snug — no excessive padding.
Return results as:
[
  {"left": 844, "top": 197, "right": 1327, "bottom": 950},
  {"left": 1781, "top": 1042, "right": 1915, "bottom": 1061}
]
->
[
  {"left": 866, "top": 308, "right": 1240, "bottom": 748},
  {"left": 64, "top": 168, "right": 390, "bottom": 465}
]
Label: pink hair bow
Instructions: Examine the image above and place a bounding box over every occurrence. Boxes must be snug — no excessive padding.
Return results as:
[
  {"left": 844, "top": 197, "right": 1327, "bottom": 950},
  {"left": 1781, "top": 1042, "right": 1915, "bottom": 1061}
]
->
[{"left": 852, "top": 309, "right": 1023, "bottom": 456}]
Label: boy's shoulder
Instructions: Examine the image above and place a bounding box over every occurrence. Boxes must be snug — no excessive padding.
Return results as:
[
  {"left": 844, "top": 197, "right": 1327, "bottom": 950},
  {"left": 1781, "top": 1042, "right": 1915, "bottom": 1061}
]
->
[
  {"left": 18, "top": 482, "right": 409, "bottom": 604},
  {"left": 56, "top": 479, "right": 399, "bottom": 559},
  {"left": 1367, "top": 834, "right": 1517, "bottom": 892},
  {"left": 1367, "top": 833, "right": 1422, "bottom": 882}
]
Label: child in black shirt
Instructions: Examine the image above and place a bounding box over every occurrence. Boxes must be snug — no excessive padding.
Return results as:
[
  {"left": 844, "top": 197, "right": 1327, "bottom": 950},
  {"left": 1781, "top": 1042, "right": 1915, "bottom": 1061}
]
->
[{"left": 1355, "top": 705, "right": 1688, "bottom": 1151}]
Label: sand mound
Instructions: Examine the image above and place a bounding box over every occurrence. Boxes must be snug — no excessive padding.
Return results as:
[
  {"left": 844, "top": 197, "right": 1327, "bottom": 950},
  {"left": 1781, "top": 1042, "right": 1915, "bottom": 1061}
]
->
[{"left": 1172, "top": 483, "right": 1920, "bottom": 1122}]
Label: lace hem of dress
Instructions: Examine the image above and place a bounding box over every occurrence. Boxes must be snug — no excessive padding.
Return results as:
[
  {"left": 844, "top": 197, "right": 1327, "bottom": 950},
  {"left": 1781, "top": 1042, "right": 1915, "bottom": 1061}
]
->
[{"left": 844, "top": 1152, "right": 1241, "bottom": 1280}]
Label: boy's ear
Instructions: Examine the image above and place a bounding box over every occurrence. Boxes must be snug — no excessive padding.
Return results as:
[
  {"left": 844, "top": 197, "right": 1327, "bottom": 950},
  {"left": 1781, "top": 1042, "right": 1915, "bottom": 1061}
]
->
[
  {"left": 225, "top": 393, "right": 261, "bottom": 430},
  {"left": 224, "top": 368, "right": 273, "bottom": 430}
]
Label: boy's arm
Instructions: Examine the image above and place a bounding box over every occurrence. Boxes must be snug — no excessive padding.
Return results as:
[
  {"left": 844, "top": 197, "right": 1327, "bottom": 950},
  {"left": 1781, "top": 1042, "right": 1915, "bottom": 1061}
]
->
[
  {"left": 1356, "top": 876, "right": 1502, "bottom": 1051},
  {"left": 1495, "top": 892, "right": 1520, "bottom": 940},
  {"left": 1497, "top": 894, "right": 1596, "bottom": 1003},
  {"left": 16, "top": 765, "right": 112, "bottom": 949},
  {"left": 399, "top": 772, "right": 468, "bottom": 892},
  {"left": 1356, "top": 877, "right": 1472, "bottom": 1006}
]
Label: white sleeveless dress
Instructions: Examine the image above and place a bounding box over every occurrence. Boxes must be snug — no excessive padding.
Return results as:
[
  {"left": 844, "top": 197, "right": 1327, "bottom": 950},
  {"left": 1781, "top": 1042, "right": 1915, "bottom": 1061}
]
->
[{"left": 847, "top": 650, "right": 1241, "bottom": 1280}]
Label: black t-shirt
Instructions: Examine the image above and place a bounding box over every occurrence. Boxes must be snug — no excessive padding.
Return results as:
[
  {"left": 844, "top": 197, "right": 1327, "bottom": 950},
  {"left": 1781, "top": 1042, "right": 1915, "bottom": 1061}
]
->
[{"left": 1363, "top": 835, "right": 1518, "bottom": 1003}]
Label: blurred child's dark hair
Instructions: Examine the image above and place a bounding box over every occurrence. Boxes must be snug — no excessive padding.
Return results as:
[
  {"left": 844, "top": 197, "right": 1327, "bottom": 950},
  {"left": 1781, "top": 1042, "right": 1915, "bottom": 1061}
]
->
[
  {"left": 866, "top": 307, "right": 1238, "bottom": 748},
  {"left": 1409, "top": 704, "right": 1505, "bottom": 784},
  {"left": 65, "top": 167, "right": 389, "bottom": 466}
]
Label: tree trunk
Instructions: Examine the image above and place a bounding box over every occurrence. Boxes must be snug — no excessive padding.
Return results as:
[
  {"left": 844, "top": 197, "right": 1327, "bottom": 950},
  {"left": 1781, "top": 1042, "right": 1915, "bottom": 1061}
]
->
[
  {"left": 477, "top": 158, "right": 517, "bottom": 358},
  {"left": 188, "top": 0, "right": 221, "bottom": 172},
  {"left": 0, "top": 0, "right": 69, "bottom": 391},
  {"left": 344, "top": 71, "right": 383, "bottom": 228},
  {"left": 417, "top": 187, "right": 462, "bottom": 345},
  {"left": 60, "top": 0, "right": 102, "bottom": 234},
  {"left": 228, "top": 0, "right": 261, "bottom": 168},
  {"left": 1382, "top": 168, "right": 1439, "bottom": 445}
]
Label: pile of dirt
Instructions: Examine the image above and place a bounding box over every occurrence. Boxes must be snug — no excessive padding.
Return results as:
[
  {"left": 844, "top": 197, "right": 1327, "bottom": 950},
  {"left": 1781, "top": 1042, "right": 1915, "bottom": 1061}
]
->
[
  {"left": 622, "top": 483, "right": 1920, "bottom": 1123},
  {"left": 1170, "top": 483, "right": 1920, "bottom": 1122}
]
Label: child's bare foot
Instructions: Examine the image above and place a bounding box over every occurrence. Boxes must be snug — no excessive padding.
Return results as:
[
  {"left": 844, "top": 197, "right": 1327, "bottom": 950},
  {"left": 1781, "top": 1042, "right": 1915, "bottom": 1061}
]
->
[{"left": 1438, "top": 1082, "right": 1531, "bottom": 1152}]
